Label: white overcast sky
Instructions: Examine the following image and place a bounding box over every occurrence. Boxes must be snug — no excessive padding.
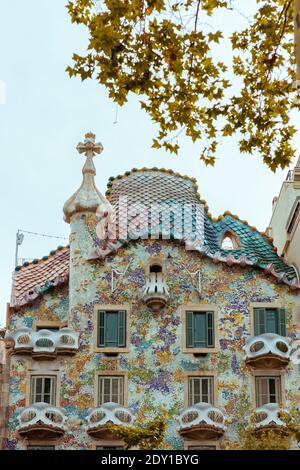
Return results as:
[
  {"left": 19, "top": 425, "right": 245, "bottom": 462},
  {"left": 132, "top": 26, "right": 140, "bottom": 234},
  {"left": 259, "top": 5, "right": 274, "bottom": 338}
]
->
[{"left": 0, "top": 1, "right": 298, "bottom": 326}]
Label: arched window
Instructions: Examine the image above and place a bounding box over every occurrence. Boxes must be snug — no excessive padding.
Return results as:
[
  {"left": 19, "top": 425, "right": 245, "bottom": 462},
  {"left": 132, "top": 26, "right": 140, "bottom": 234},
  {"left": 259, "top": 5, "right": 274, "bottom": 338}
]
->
[
  {"left": 150, "top": 264, "right": 162, "bottom": 274},
  {"left": 221, "top": 231, "right": 240, "bottom": 250}
]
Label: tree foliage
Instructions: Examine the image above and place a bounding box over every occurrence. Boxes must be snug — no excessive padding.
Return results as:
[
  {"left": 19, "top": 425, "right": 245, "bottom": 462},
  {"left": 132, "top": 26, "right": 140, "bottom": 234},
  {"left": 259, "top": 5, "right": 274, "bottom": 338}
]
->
[
  {"left": 109, "top": 416, "right": 166, "bottom": 450},
  {"left": 67, "top": 0, "right": 299, "bottom": 170},
  {"left": 225, "top": 405, "right": 300, "bottom": 450}
]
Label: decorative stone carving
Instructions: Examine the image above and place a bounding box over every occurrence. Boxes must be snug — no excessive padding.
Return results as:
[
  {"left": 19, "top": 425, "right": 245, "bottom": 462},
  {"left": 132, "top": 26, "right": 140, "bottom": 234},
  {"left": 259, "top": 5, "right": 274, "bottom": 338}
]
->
[
  {"left": 142, "top": 271, "right": 169, "bottom": 311},
  {"left": 17, "top": 402, "right": 66, "bottom": 439},
  {"left": 251, "top": 403, "right": 288, "bottom": 436},
  {"left": 63, "top": 132, "right": 109, "bottom": 223},
  {"left": 86, "top": 402, "right": 135, "bottom": 439},
  {"left": 244, "top": 333, "right": 291, "bottom": 369},
  {"left": 5, "top": 327, "right": 79, "bottom": 359},
  {"left": 178, "top": 402, "right": 226, "bottom": 440}
]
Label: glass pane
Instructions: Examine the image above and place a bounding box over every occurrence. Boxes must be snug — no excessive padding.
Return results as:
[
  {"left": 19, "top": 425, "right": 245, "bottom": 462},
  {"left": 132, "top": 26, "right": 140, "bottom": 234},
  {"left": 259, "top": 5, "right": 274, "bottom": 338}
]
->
[
  {"left": 104, "top": 378, "right": 111, "bottom": 396},
  {"left": 266, "top": 310, "right": 277, "bottom": 334},
  {"left": 202, "top": 378, "right": 208, "bottom": 396},
  {"left": 43, "top": 394, "right": 51, "bottom": 404},
  {"left": 111, "top": 378, "right": 119, "bottom": 403},
  {"left": 35, "top": 394, "right": 42, "bottom": 403},
  {"left": 194, "top": 313, "right": 206, "bottom": 347},
  {"left": 106, "top": 313, "right": 118, "bottom": 346},
  {"left": 35, "top": 378, "right": 43, "bottom": 395},
  {"left": 44, "top": 378, "right": 51, "bottom": 395}
]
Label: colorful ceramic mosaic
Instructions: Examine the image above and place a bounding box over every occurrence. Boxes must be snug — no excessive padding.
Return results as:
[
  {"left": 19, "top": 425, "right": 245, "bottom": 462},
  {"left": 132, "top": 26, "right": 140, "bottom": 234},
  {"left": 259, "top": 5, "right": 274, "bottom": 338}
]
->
[{"left": 4, "top": 134, "right": 300, "bottom": 450}]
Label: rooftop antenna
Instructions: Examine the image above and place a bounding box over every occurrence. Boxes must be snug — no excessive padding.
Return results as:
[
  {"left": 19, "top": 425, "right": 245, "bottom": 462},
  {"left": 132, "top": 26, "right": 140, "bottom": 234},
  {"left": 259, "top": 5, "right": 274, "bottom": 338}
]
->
[
  {"left": 14, "top": 229, "right": 67, "bottom": 267},
  {"left": 15, "top": 230, "right": 24, "bottom": 267}
]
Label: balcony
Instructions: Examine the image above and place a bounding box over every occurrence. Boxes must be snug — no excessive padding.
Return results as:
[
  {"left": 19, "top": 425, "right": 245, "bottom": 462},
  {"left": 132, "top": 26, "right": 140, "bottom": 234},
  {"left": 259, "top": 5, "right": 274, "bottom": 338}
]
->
[
  {"left": 142, "top": 271, "right": 169, "bottom": 312},
  {"left": 178, "top": 402, "right": 226, "bottom": 440},
  {"left": 244, "top": 333, "right": 291, "bottom": 369},
  {"left": 5, "top": 327, "right": 79, "bottom": 359},
  {"left": 251, "top": 403, "right": 288, "bottom": 436},
  {"left": 86, "top": 402, "right": 135, "bottom": 439},
  {"left": 17, "top": 402, "right": 66, "bottom": 439}
]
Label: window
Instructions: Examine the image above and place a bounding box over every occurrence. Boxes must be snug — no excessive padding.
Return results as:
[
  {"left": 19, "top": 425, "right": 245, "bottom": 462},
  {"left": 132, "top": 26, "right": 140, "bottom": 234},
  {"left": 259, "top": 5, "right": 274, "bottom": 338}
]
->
[
  {"left": 97, "top": 310, "right": 126, "bottom": 348},
  {"left": 36, "top": 326, "right": 60, "bottom": 332},
  {"left": 188, "top": 376, "right": 214, "bottom": 406},
  {"left": 30, "top": 376, "right": 56, "bottom": 405},
  {"left": 287, "top": 201, "right": 300, "bottom": 234},
  {"left": 221, "top": 231, "right": 239, "bottom": 250},
  {"left": 148, "top": 264, "right": 165, "bottom": 292},
  {"left": 98, "top": 376, "right": 124, "bottom": 406},
  {"left": 186, "top": 311, "right": 214, "bottom": 349},
  {"left": 254, "top": 308, "right": 286, "bottom": 336},
  {"left": 188, "top": 445, "right": 216, "bottom": 450},
  {"left": 27, "top": 446, "right": 55, "bottom": 450},
  {"left": 255, "top": 376, "right": 281, "bottom": 407},
  {"left": 96, "top": 446, "right": 123, "bottom": 450}
]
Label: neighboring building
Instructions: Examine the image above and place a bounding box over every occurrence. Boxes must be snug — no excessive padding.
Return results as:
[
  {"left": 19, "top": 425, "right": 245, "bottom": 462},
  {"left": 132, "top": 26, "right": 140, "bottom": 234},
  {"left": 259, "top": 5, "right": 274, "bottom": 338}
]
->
[
  {"left": 3, "top": 133, "right": 300, "bottom": 450},
  {"left": 0, "top": 327, "right": 7, "bottom": 449},
  {"left": 268, "top": 158, "right": 300, "bottom": 279}
]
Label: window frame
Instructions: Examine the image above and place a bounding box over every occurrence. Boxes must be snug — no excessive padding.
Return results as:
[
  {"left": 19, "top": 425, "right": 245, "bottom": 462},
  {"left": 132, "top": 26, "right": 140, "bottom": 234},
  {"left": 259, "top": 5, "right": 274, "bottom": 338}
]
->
[
  {"left": 98, "top": 375, "right": 124, "bottom": 406},
  {"left": 96, "top": 446, "right": 124, "bottom": 450},
  {"left": 184, "top": 371, "right": 217, "bottom": 407},
  {"left": 220, "top": 230, "right": 240, "bottom": 250},
  {"left": 181, "top": 304, "right": 218, "bottom": 354},
  {"left": 249, "top": 302, "right": 287, "bottom": 337},
  {"left": 184, "top": 440, "right": 220, "bottom": 450},
  {"left": 94, "top": 304, "right": 131, "bottom": 353},
  {"left": 95, "top": 371, "right": 128, "bottom": 407},
  {"left": 93, "top": 440, "right": 124, "bottom": 450},
  {"left": 251, "top": 369, "right": 285, "bottom": 408},
  {"left": 255, "top": 376, "right": 282, "bottom": 407},
  {"left": 33, "top": 320, "right": 66, "bottom": 331},
  {"left": 188, "top": 376, "right": 214, "bottom": 406},
  {"left": 27, "top": 445, "right": 56, "bottom": 450},
  {"left": 29, "top": 375, "right": 57, "bottom": 406}
]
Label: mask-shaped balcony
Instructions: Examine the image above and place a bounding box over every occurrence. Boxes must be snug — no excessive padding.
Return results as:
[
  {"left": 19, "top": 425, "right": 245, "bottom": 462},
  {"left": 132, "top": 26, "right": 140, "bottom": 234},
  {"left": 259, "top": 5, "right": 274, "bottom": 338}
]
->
[
  {"left": 86, "top": 402, "right": 135, "bottom": 439},
  {"left": 178, "top": 402, "right": 226, "bottom": 440},
  {"left": 244, "top": 333, "right": 291, "bottom": 369},
  {"left": 251, "top": 403, "right": 288, "bottom": 436},
  {"left": 17, "top": 402, "right": 66, "bottom": 439},
  {"left": 5, "top": 327, "right": 79, "bottom": 359},
  {"left": 142, "top": 266, "right": 169, "bottom": 312}
]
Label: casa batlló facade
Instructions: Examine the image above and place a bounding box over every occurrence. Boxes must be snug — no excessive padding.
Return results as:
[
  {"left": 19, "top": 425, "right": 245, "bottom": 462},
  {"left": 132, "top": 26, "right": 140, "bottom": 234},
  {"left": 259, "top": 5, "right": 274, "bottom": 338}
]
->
[{"left": 2, "top": 133, "right": 300, "bottom": 450}]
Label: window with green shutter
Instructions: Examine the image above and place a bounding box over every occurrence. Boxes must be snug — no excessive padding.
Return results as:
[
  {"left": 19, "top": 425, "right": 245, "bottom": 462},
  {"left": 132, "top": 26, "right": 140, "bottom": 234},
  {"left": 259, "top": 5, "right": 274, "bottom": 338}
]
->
[
  {"left": 254, "top": 308, "right": 286, "bottom": 336},
  {"left": 186, "top": 311, "right": 214, "bottom": 349},
  {"left": 97, "top": 310, "right": 126, "bottom": 348}
]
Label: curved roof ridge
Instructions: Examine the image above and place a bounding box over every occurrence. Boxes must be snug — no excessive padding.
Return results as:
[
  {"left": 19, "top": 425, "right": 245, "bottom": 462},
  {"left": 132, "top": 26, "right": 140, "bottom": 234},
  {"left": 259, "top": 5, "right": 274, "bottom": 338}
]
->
[{"left": 11, "top": 246, "right": 70, "bottom": 309}]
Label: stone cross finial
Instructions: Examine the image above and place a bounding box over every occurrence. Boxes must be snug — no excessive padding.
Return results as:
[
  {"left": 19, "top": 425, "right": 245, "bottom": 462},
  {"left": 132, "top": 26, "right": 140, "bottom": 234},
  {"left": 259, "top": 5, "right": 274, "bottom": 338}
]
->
[{"left": 76, "top": 132, "right": 103, "bottom": 157}]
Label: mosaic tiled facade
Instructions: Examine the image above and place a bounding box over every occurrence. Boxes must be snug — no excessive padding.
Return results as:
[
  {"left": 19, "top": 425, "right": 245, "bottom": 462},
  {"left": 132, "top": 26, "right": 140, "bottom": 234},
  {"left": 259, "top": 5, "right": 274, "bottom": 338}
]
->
[{"left": 3, "top": 134, "right": 300, "bottom": 450}]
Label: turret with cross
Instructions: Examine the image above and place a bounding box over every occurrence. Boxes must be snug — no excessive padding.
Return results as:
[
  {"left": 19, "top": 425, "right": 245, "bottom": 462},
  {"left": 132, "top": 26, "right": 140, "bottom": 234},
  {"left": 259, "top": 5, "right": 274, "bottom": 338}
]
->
[{"left": 63, "top": 132, "right": 108, "bottom": 223}]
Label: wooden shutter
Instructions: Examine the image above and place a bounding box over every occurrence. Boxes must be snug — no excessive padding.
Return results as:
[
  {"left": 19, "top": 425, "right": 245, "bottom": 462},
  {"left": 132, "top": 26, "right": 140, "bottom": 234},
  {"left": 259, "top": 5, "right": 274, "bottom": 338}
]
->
[
  {"left": 278, "top": 308, "right": 287, "bottom": 337},
  {"left": 186, "top": 311, "right": 194, "bottom": 347},
  {"left": 206, "top": 312, "right": 214, "bottom": 347},
  {"left": 118, "top": 311, "right": 126, "bottom": 347},
  {"left": 98, "top": 310, "right": 106, "bottom": 347},
  {"left": 254, "top": 308, "right": 266, "bottom": 335}
]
